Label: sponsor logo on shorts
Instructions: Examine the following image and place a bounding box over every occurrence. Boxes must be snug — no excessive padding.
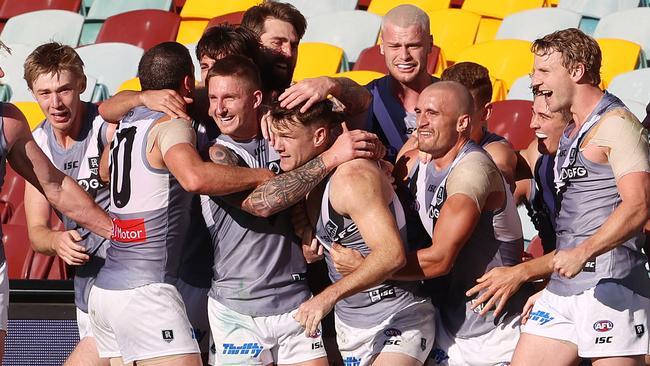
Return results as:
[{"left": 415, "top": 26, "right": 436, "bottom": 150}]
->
[
  {"left": 430, "top": 348, "right": 449, "bottom": 364},
  {"left": 223, "top": 343, "right": 263, "bottom": 357},
  {"left": 384, "top": 339, "right": 401, "bottom": 346},
  {"left": 291, "top": 273, "right": 307, "bottom": 281},
  {"left": 112, "top": 217, "right": 147, "bottom": 243},
  {"left": 593, "top": 320, "right": 614, "bottom": 332},
  {"left": 343, "top": 357, "right": 362, "bottom": 366},
  {"left": 421, "top": 338, "right": 427, "bottom": 351},
  {"left": 528, "top": 310, "right": 554, "bottom": 325},
  {"left": 162, "top": 329, "right": 174, "bottom": 343},
  {"left": 311, "top": 341, "right": 324, "bottom": 350},
  {"left": 368, "top": 286, "right": 396, "bottom": 303},
  {"left": 595, "top": 336, "right": 613, "bottom": 344},
  {"left": 383, "top": 328, "right": 402, "bottom": 337},
  {"left": 635, "top": 324, "right": 645, "bottom": 336},
  {"left": 309, "top": 329, "right": 322, "bottom": 339},
  {"left": 583, "top": 260, "right": 596, "bottom": 272}
]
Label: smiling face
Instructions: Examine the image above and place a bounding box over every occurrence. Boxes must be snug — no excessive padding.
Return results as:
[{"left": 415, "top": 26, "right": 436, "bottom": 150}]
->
[
  {"left": 208, "top": 74, "right": 262, "bottom": 140},
  {"left": 531, "top": 50, "right": 576, "bottom": 114},
  {"left": 415, "top": 88, "right": 462, "bottom": 158},
  {"left": 380, "top": 21, "right": 432, "bottom": 85},
  {"left": 271, "top": 119, "right": 322, "bottom": 172},
  {"left": 258, "top": 17, "right": 299, "bottom": 89},
  {"left": 530, "top": 96, "right": 569, "bottom": 155},
  {"left": 31, "top": 70, "right": 85, "bottom": 132}
]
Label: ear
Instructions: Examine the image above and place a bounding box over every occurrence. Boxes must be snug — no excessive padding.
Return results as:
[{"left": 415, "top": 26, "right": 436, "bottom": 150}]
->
[
  {"left": 427, "top": 34, "right": 434, "bottom": 54},
  {"left": 79, "top": 75, "right": 87, "bottom": 94},
  {"left": 379, "top": 42, "right": 385, "bottom": 55},
  {"left": 457, "top": 114, "right": 471, "bottom": 133},
  {"left": 312, "top": 126, "right": 329, "bottom": 148},
  {"left": 252, "top": 89, "right": 263, "bottom": 110},
  {"left": 183, "top": 75, "right": 194, "bottom": 94},
  {"left": 482, "top": 102, "right": 493, "bottom": 121},
  {"left": 570, "top": 63, "right": 585, "bottom": 82}
]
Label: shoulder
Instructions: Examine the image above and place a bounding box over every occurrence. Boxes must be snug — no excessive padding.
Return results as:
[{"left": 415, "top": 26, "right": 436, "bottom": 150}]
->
[
  {"left": 450, "top": 151, "right": 500, "bottom": 187},
  {"left": 1, "top": 103, "right": 31, "bottom": 146}
]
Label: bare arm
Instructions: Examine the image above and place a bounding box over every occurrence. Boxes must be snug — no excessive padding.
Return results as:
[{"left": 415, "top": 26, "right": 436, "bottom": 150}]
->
[
  {"left": 4, "top": 104, "right": 112, "bottom": 239},
  {"left": 98, "top": 90, "right": 191, "bottom": 123},
  {"left": 484, "top": 141, "right": 518, "bottom": 191},
  {"left": 278, "top": 77, "right": 371, "bottom": 115}
]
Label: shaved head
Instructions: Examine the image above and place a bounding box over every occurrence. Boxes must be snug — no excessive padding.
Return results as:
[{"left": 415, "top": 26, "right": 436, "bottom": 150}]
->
[
  {"left": 422, "top": 81, "right": 474, "bottom": 118},
  {"left": 382, "top": 4, "right": 430, "bottom": 35}
]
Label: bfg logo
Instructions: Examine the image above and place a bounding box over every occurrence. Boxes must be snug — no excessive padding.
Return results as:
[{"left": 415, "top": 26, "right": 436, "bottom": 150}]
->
[{"left": 560, "top": 166, "right": 588, "bottom": 180}]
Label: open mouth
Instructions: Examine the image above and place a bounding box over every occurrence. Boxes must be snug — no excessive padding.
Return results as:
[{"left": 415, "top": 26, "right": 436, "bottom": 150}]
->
[
  {"left": 51, "top": 111, "right": 70, "bottom": 122},
  {"left": 218, "top": 115, "right": 234, "bottom": 123},
  {"left": 395, "top": 63, "right": 416, "bottom": 72},
  {"left": 535, "top": 131, "right": 548, "bottom": 139}
]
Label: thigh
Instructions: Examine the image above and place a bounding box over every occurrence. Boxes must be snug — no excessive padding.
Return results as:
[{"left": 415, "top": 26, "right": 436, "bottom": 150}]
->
[
  {"left": 88, "top": 286, "right": 122, "bottom": 360},
  {"left": 276, "top": 308, "right": 327, "bottom": 366},
  {"left": 65, "top": 337, "right": 109, "bottom": 366},
  {"left": 511, "top": 333, "right": 579, "bottom": 366}
]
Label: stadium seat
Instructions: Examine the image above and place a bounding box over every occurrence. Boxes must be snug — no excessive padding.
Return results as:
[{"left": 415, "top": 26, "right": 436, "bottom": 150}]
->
[
  {"left": 367, "top": 0, "right": 450, "bottom": 16},
  {"left": 621, "top": 99, "right": 647, "bottom": 121},
  {"left": 177, "top": 0, "right": 259, "bottom": 44},
  {"left": 283, "top": 0, "right": 357, "bottom": 19},
  {"left": 474, "top": 17, "right": 502, "bottom": 44},
  {"left": 3, "top": 224, "right": 31, "bottom": 279},
  {"left": 558, "top": 0, "right": 639, "bottom": 20},
  {"left": 428, "top": 9, "right": 480, "bottom": 64},
  {"left": 0, "top": 10, "right": 84, "bottom": 47},
  {"left": 176, "top": 20, "right": 208, "bottom": 45},
  {"left": 495, "top": 8, "right": 581, "bottom": 42},
  {"left": 487, "top": 99, "right": 535, "bottom": 150},
  {"left": 76, "top": 43, "right": 144, "bottom": 99},
  {"left": 607, "top": 69, "right": 650, "bottom": 107},
  {"left": 0, "top": 0, "right": 81, "bottom": 33},
  {"left": 206, "top": 11, "right": 245, "bottom": 29},
  {"left": 491, "top": 78, "right": 507, "bottom": 102},
  {"left": 0, "top": 44, "right": 36, "bottom": 103},
  {"left": 461, "top": 0, "right": 545, "bottom": 20},
  {"left": 506, "top": 75, "right": 533, "bottom": 101},
  {"left": 332, "top": 70, "right": 385, "bottom": 86},
  {"left": 593, "top": 8, "right": 650, "bottom": 62},
  {"left": 12, "top": 102, "right": 45, "bottom": 131},
  {"left": 293, "top": 43, "right": 346, "bottom": 82},
  {"left": 352, "top": 44, "right": 443, "bottom": 76},
  {"left": 81, "top": 0, "right": 173, "bottom": 45},
  {"left": 455, "top": 40, "right": 534, "bottom": 91},
  {"left": 96, "top": 10, "right": 180, "bottom": 51},
  {"left": 117, "top": 77, "right": 142, "bottom": 93},
  {"left": 23, "top": 250, "right": 68, "bottom": 280},
  {"left": 525, "top": 235, "right": 544, "bottom": 258},
  {"left": 597, "top": 38, "right": 643, "bottom": 89},
  {"left": 302, "top": 10, "right": 382, "bottom": 63},
  {"left": 0, "top": 165, "right": 26, "bottom": 219}
]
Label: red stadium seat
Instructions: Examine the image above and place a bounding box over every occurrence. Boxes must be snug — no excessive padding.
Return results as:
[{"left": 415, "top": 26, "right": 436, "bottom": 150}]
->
[
  {"left": 525, "top": 235, "right": 544, "bottom": 259},
  {"left": 206, "top": 11, "right": 245, "bottom": 28},
  {"left": 0, "top": 165, "right": 26, "bottom": 220},
  {"left": 3, "top": 224, "right": 31, "bottom": 279},
  {"left": 353, "top": 44, "right": 442, "bottom": 75},
  {"left": 96, "top": 9, "right": 181, "bottom": 51},
  {"left": 0, "top": 0, "right": 81, "bottom": 32},
  {"left": 487, "top": 99, "right": 535, "bottom": 150}
]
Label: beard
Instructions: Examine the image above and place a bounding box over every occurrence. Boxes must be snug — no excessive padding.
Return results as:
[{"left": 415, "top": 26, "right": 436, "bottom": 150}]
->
[{"left": 258, "top": 47, "right": 294, "bottom": 98}]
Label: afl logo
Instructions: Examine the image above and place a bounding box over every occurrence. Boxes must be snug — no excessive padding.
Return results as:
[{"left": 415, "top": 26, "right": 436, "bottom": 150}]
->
[{"left": 593, "top": 320, "right": 614, "bottom": 332}]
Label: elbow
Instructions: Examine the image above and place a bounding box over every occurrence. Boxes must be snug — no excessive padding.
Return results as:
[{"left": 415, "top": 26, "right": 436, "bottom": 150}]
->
[
  {"left": 386, "top": 249, "right": 407, "bottom": 275},
  {"left": 422, "top": 256, "right": 453, "bottom": 279},
  {"left": 178, "top": 171, "right": 204, "bottom": 194}
]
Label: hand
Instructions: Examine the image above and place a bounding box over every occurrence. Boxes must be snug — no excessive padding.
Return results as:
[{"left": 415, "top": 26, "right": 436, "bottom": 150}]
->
[
  {"left": 302, "top": 237, "right": 324, "bottom": 264},
  {"left": 140, "top": 89, "right": 192, "bottom": 120},
  {"left": 260, "top": 111, "right": 277, "bottom": 147},
  {"left": 465, "top": 266, "right": 526, "bottom": 317},
  {"left": 51, "top": 230, "right": 89, "bottom": 266},
  {"left": 323, "top": 123, "right": 383, "bottom": 167},
  {"left": 294, "top": 293, "right": 336, "bottom": 337},
  {"left": 553, "top": 247, "right": 589, "bottom": 278},
  {"left": 520, "top": 290, "right": 543, "bottom": 325},
  {"left": 330, "top": 243, "right": 363, "bottom": 276},
  {"left": 279, "top": 77, "right": 335, "bottom": 113}
]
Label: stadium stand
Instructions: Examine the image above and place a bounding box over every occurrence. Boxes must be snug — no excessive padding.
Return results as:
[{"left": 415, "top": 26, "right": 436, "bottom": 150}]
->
[
  {"left": 461, "top": 0, "right": 545, "bottom": 19},
  {"left": 282, "top": 0, "right": 358, "bottom": 19},
  {"left": 506, "top": 75, "right": 533, "bottom": 101},
  {"left": 593, "top": 7, "right": 650, "bottom": 62},
  {"left": 428, "top": 9, "right": 481, "bottom": 64},
  {"left": 607, "top": 69, "right": 650, "bottom": 110},
  {"left": 95, "top": 9, "right": 180, "bottom": 51},
  {"left": 0, "top": 0, "right": 82, "bottom": 33},
  {"left": 177, "top": 0, "right": 260, "bottom": 44},
  {"left": 0, "top": 10, "right": 83, "bottom": 48},
  {"left": 117, "top": 77, "right": 142, "bottom": 93},
  {"left": 597, "top": 38, "right": 643, "bottom": 89},
  {"left": 367, "top": 0, "right": 450, "bottom": 16},
  {"left": 293, "top": 43, "right": 347, "bottom": 82},
  {"left": 12, "top": 102, "right": 46, "bottom": 131},
  {"left": 333, "top": 70, "right": 385, "bottom": 85},
  {"left": 495, "top": 8, "right": 581, "bottom": 42},
  {"left": 487, "top": 99, "right": 535, "bottom": 150}
]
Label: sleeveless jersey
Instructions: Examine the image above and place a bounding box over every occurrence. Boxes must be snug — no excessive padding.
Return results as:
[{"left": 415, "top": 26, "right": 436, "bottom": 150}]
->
[
  {"left": 412, "top": 141, "right": 531, "bottom": 338},
  {"left": 0, "top": 104, "right": 10, "bottom": 266},
  {"left": 526, "top": 154, "right": 558, "bottom": 253},
  {"left": 32, "top": 102, "right": 110, "bottom": 312},
  {"left": 314, "top": 174, "right": 426, "bottom": 328},
  {"left": 478, "top": 128, "right": 507, "bottom": 147},
  {"left": 549, "top": 92, "right": 650, "bottom": 297},
  {"left": 95, "top": 106, "right": 193, "bottom": 290},
  {"left": 201, "top": 135, "right": 309, "bottom": 316}
]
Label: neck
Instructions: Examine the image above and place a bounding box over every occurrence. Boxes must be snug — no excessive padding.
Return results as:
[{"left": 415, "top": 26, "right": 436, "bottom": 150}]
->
[
  {"left": 52, "top": 103, "right": 86, "bottom": 149},
  {"left": 570, "top": 86, "right": 604, "bottom": 129},
  {"left": 432, "top": 137, "right": 470, "bottom": 170},
  {"left": 469, "top": 124, "right": 485, "bottom": 144},
  {"left": 391, "top": 73, "right": 432, "bottom": 112}
]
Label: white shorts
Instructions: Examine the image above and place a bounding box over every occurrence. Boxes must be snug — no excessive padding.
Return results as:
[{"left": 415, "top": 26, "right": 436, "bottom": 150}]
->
[
  {"left": 0, "top": 262, "right": 8, "bottom": 332},
  {"left": 522, "top": 283, "right": 650, "bottom": 358},
  {"left": 207, "top": 297, "right": 326, "bottom": 365},
  {"left": 335, "top": 301, "right": 435, "bottom": 366},
  {"left": 429, "top": 311, "right": 520, "bottom": 366},
  {"left": 175, "top": 278, "right": 210, "bottom": 354},
  {"left": 88, "top": 283, "right": 200, "bottom": 363},
  {"left": 76, "top": 307, "right": 94, "bottom": 339}
]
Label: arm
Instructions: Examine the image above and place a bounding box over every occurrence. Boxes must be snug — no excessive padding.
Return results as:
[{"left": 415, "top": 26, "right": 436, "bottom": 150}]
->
[
  {"left": 3, "top": 104, "right": 112, "bottom": 239},
  {"left": 484, "top": 141, "right": 518, "bottom": 191},
  {"left": 98, "top": 90, "right": 191, "bottom": 123},
  {"left": 294, "top": 160, "right": 406, "bottom": 335},
  {"left": 278, "top": 77, "right": 372, "bottom": 115},
  {"left": 24, "top": 181, "right": 89, "bottom": 265}
]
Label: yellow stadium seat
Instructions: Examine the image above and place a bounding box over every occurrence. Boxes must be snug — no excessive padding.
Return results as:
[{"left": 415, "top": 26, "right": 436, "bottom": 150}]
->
[
  {"left": 293, "top": 43, "right": 345, "bottom": 82},
  {"left": 118, "top": 77, "right": 142, "bottom": 92},
  {"left": 332, "top": 70, "right": 385, "bottom": 86},
  {"left": 597, "top": 38, "right": 642, "bottom": 89},
  {"left": 462, "top": 0, "right": 545, "bottom": 19},
  {"left": 455, "top": 40, "right": 533, "bottom": 91},
  {"left": 491, "top": 77, "right": 507, "bottom": 102},
  {"left": 429, "top": 9, "right": 481, "bottom": 63},
  {"left": 367, "top": 0, "right": 450, "bottom": 16},
  {"left": 180, "top": 0, "right": 260, "bottom": 19},
  {"left": 13, "top": 102, "right": 45, "bottom": 131},
  {"left": 176, "top": 19, "right": 208, "bottom": 45},
  {"left": 474, "top": 17, "right": 502, "bottom": 44}
]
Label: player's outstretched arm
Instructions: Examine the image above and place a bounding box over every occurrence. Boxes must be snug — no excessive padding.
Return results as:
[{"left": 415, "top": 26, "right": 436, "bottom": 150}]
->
[
  {"left": 294, "top": 159, "right": 406, "bottom": 336},
  {"left": 4, "top": 104, "right": 112, "bottom": 239},
  {"left": 98, "top": 90, "right": 191, "bottom": 123},
  {"left": 279, "top": 77, "right": 371, "bottom": 116}
]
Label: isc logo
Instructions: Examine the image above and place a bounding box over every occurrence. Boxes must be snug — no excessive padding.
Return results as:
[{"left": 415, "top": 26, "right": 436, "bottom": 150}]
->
[
  {"left": 593, "top": 320, "right": 614, "bottom": 332},
  {"left": 595, "top": 336, "right": 613, "bottom": 344}
]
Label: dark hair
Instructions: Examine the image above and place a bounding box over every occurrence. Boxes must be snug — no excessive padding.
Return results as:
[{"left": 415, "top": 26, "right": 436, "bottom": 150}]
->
[
  {"left": 196, "top": 24, "right": 259, "bottom": 62},
  {"left": 441, "top": 62, "right": 492, "bottom": 108},
  {"left": 138, "top": 42, "right": 193, "bottom": 91},
  {"left": 241, "top": 1, "right": 307, "bottom": 40},
  {"left": 205, "top": 54, "right": 262, "bottom": 90},
  {"left": 24, "top": 42, "right": 85, "bottom": 90},
  {"left": 532, "top": 28, "right": 601, "bottom": 86},
  {"left": 270, "top": 99, "right": 345, "bottom": 130}
]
